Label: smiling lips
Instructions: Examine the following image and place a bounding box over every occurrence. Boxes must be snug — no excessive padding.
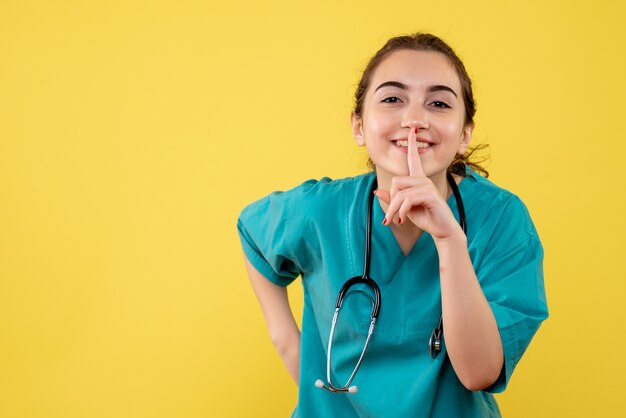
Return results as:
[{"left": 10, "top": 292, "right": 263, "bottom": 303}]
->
[{"left": 392, "top": 139, "right": 432, "bottom": 149}]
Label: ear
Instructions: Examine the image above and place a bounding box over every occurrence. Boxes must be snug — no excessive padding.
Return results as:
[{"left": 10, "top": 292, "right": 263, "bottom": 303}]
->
[
  {"left": 351, "top": 112, "right": 365, "bottom": 146},
  {"left": 457, "top": 122, "right": 474, "bottom": 155}
]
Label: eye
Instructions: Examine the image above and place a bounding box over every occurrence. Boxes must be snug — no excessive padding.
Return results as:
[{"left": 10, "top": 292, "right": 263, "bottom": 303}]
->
[
  {"left": 430, "top": 100, "right": 451, "bottom": 109},
  {"left": 381, "top": 96, "right": 402, "bottom": 104}
]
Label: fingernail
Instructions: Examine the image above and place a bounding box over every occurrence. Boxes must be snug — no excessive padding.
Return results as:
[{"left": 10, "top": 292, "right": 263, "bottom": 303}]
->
[
  {"left": 414, "top": 127, "right": 418, "bottom": 134},
  {"left": 382, "top": 218, "right": 388, "bottom": 225},
  {"left": 398, "top": 217, "right": 403, "bottom": 225}
]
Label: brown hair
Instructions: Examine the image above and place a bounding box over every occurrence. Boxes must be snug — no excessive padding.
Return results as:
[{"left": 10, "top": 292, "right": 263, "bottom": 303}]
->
[{"left": 354, "top": 32, "right": 489, "bottom": 177}]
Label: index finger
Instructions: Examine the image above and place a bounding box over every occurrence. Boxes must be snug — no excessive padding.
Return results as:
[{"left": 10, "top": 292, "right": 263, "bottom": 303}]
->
[{"left": 407, "top": 127, "right": 426, "bottom": 178}]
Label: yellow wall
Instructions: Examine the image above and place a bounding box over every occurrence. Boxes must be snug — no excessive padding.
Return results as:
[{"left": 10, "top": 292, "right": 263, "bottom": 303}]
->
[{"left": 1, "top": 0, "right": 624, "bottom": 416}]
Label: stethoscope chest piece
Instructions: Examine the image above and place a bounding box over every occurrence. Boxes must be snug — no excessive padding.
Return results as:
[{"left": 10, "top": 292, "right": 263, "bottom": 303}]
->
[
  {"left": 429, "top": 326, "right": 442, "bottom": 359},
  {"left": 429, "top": 302, "right": 445, "bottom": 359}
]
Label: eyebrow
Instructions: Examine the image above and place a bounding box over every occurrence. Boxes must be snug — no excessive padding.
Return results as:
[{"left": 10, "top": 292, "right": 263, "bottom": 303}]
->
[
  {"left": 374, "top": 81, "right": 408, "bottom": 92},
  {"left": 374, "top": 81, "right": 458, "bottom": 98},
  {"left": 429, "top": 85, "right": 458, "bottom": 97}
]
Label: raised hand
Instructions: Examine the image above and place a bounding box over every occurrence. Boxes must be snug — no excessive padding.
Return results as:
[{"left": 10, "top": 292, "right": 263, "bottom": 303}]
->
[{"left": 375, "top": 127, "right": 462, "bottom": 242}]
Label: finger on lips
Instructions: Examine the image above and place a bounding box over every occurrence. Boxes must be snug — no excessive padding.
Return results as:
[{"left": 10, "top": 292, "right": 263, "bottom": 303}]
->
[
  {"left": 379, "top": 125, "right": 429, "bottom": 226},
  {"left": 407, "top": 127, "right": 426, "bottom": 178}
]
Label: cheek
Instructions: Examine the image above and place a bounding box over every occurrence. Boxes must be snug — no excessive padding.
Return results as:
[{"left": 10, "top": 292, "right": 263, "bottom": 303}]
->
[
  {"left": 364, "top": 114, "right": 393, "bottom": 138},
  {"left": 436, "top": 119, "right": 465, "bottom": 141}
]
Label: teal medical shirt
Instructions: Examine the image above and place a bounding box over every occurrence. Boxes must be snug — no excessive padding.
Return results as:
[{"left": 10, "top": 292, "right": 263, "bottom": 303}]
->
[{"left": 237, "top": 168, "right": 548, "bottom": 418}]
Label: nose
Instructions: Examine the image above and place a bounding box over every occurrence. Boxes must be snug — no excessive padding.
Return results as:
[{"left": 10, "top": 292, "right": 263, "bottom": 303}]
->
[{"left": 400, "top": 105, "right": 428, "bottom": 130}]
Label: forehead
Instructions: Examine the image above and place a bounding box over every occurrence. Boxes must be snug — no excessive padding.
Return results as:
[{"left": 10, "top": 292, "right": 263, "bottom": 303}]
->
[{"left": 370, "top": 49, "right": 461, "bottom": 92}]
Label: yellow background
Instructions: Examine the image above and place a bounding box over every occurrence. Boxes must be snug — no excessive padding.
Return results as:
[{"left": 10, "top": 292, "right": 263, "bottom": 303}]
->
[{"left": 1, "top": 0, "right": 625, "bottom": 416}]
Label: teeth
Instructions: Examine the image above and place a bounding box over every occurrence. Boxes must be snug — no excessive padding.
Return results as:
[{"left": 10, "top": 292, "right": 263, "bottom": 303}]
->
[{"left": 395, "top": 140, "right": 431, "bottom": 148}]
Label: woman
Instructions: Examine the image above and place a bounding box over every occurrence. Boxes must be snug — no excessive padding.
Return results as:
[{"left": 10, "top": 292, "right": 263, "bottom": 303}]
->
[{"left": 237, "top": 33, "right": 548, "bottom": 417}]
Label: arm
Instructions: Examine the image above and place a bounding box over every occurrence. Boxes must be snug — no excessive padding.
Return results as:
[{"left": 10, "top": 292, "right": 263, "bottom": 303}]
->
[
  {"left": 434, "top": 233, "right": 503, "bottom": 391},
  {"left": 381, "top": 187, "right": 504, "bottom": 389},
  {"left": 243, "top": 255, "right": 301, "bottom": 385}
]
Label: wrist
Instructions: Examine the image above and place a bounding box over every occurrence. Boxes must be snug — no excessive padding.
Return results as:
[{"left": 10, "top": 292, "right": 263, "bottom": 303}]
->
[
  {"left": 434, "top": 230, "right": 471, "bottom": 277},
  {"left": 433, "top": 226, "right": 467, "bottom": 250}
]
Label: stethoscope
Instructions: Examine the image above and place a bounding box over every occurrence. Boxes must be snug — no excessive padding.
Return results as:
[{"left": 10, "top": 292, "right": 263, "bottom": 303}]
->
[{"left": 315, "top": 172, "right": 467, "bottom": 394}]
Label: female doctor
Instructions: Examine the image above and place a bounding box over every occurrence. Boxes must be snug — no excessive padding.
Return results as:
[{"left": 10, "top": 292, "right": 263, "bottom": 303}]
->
[{"left": 237, "top": 33, "right": 548, "bottom": 417}]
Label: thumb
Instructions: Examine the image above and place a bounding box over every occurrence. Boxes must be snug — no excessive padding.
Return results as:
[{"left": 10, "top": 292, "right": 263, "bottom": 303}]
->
[{"left": 374, "top": 189, "right": 390, "bottom": 205}]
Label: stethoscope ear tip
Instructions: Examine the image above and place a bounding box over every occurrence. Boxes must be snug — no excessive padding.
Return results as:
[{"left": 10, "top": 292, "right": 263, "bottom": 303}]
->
[{"left": 315, "top": 379, "right": 359, "bottom": 394}]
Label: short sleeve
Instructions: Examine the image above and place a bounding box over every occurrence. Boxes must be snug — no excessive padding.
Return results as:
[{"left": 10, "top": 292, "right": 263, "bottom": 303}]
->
[
  {"left": 473, "top": 196, "right": 549, "bottom": 393},
  {"left": 237, "top": 189, "right": 302, "bottom": 287}
]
